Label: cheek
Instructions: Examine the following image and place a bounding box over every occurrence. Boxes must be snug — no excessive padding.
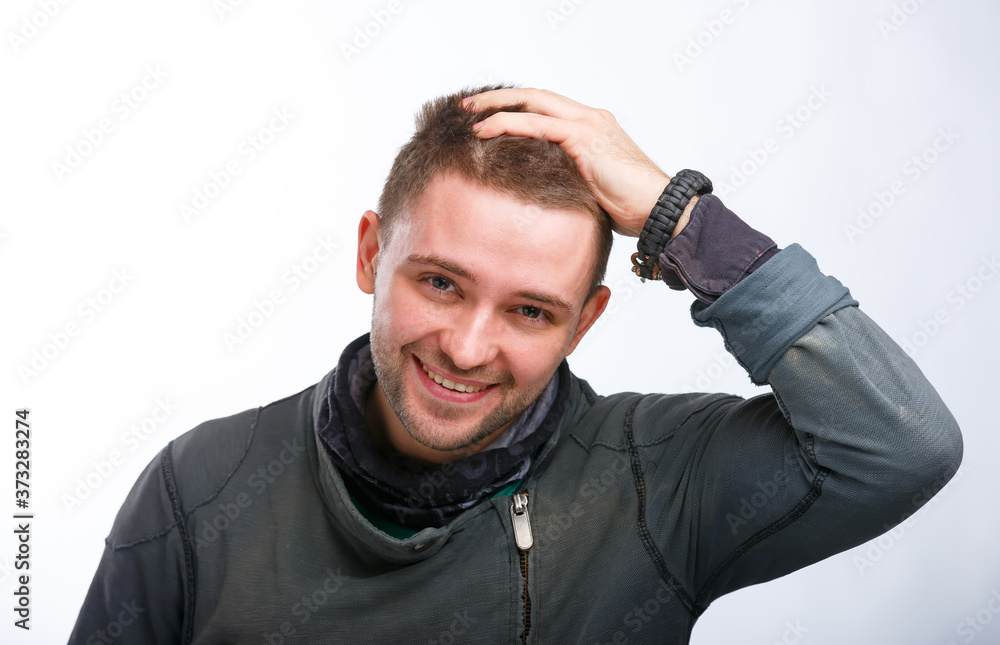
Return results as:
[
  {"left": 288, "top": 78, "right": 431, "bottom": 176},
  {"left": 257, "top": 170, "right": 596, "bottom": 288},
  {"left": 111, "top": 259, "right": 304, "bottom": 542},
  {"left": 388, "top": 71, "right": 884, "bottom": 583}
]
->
[
  {"left": 373, "top": 280, "right": 441, "bottom": 342},
  {"left": 506, "top": 338, "right": 568, "bottom": 387}
]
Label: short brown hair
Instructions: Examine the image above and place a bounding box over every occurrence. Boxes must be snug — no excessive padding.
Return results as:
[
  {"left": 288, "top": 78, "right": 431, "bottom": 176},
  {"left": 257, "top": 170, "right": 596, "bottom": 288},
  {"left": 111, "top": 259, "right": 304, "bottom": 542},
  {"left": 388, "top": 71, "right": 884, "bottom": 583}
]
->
[{"left": 377, "top": 84, "right": 613, "bottom": 300}]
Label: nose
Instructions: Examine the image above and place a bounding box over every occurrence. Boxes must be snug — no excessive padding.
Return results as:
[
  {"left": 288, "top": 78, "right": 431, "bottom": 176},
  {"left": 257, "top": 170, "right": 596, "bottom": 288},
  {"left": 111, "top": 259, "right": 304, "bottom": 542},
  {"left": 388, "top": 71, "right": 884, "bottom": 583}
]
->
[{"left": 438, "top": 305, "right": 501, "bottom": 372}]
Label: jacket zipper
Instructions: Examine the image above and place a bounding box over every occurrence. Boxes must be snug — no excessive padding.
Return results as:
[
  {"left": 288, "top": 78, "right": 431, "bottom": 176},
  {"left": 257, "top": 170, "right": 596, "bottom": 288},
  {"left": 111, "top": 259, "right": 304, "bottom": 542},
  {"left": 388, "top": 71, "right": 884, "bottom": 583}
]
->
[{"left": 510, "top": 492, "right": 533, "bottom": 644}]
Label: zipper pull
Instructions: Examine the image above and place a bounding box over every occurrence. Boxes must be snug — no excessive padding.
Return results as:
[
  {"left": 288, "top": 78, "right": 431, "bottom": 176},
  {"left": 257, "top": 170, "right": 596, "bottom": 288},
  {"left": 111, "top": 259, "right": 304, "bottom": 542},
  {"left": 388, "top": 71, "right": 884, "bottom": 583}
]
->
[{"left": 510, "top": 492, "right": 533, "bottom": 550}]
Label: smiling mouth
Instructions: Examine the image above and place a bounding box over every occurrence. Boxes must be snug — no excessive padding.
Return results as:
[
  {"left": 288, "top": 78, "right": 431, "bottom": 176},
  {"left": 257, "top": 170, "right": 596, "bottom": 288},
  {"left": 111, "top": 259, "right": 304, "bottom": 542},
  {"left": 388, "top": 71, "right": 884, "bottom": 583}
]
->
[{"left": 420, "top": 362, "right": 488, "bottom": 393}]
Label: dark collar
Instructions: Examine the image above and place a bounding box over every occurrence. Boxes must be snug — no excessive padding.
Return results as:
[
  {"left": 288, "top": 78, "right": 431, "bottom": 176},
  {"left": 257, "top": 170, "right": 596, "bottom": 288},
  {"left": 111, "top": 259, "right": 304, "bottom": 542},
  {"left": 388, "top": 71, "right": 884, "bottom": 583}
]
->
[{"left": 315, "top": 333, "right": 570, "bottom": 529}]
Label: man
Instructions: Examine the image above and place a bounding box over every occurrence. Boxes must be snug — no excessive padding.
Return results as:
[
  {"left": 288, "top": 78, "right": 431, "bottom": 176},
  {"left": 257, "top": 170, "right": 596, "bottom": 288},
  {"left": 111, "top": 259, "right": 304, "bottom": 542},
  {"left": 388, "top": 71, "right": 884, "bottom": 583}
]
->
[{"left": 70, "top": 85, "right": 962, "bottom": 644}]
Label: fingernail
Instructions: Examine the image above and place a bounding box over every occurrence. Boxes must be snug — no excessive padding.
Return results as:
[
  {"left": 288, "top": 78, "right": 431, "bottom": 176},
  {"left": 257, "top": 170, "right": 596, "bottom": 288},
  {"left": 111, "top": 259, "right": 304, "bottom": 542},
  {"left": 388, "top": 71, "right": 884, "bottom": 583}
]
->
[{"left": 472, "top": 120, "right": 484, "bottom": 133}]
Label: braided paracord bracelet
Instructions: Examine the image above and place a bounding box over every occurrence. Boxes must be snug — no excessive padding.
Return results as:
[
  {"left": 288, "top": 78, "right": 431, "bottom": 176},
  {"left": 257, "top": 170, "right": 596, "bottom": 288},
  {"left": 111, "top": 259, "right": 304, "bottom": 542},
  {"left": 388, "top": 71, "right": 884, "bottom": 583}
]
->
[{"left": 631, "top": 169, "right": 713, "bottom": 281}]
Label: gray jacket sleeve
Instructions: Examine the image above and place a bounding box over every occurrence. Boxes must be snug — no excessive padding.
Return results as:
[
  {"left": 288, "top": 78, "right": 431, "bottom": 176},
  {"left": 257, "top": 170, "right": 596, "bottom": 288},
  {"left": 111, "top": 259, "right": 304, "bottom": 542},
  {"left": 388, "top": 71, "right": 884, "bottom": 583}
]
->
[
  {"left": 67, "top": 449, "right": 189, "bottom": 645},
  {"left": 636, "top": 244, "right": 963, "bottom": 611},
  {"left": 68, "top": 406, "right": 258, "bottom": 645}
]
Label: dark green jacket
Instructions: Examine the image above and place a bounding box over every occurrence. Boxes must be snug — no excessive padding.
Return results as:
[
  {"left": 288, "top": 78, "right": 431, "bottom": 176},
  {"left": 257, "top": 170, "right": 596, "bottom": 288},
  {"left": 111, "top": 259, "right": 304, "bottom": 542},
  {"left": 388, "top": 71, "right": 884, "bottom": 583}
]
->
[{"left": 69, "top": 245, "right": 963, "bottom": 644}]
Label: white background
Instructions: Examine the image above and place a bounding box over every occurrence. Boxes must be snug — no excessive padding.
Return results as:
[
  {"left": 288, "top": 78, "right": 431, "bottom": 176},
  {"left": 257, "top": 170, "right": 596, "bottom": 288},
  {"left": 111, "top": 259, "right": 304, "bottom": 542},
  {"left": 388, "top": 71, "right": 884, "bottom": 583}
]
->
[{"left": 2, "top": 1, "right": 998, "bottom": 643}]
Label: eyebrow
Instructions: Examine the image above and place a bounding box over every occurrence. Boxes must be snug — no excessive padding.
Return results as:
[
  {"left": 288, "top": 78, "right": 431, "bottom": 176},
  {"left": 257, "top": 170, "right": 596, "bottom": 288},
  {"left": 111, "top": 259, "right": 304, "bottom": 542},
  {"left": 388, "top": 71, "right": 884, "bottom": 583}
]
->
[
  {"left": 405, "top": 254, "right": 476, "bottom": 283},
  {"left": 404, "top": 253, "right": 576, "bottom": 317},
  {"left": 513, "top": 289, "right": 575, "bottom": 317}
]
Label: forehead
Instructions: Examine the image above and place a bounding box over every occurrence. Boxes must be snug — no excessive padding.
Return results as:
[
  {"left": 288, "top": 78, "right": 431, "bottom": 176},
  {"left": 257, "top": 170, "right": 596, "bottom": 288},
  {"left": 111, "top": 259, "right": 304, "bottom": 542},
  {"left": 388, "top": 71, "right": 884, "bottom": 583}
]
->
[{"left": 394, "top": 172, "right": 597, "bottom": 307}]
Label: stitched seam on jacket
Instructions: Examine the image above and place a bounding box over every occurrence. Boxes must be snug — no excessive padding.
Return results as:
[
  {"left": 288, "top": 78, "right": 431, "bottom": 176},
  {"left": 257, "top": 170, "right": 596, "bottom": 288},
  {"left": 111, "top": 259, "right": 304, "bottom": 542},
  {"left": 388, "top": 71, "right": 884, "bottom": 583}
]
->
[
  {"left": 772, "top": 388, "right": 822, "bottom": 469},
  {"left": 692, "top": 467, "right": 830, "bottom": 614},
  {"left": 568, "top": 434, "right": 592, "bottom": 453},
  {"left": 108, "top": 407, "right": 264, "bottom": 550},
  {"left": 623, "top": 399, "right": 696, "bottom": 615},
  {"left": 110, "top": 521, "right": 177, "bottom": 549},
  {"left": 581, "top": 435, "right": 676, "bottom": 452},
  {"left": 697, "top": 317, "right": 756, "bottom": 382},
  {"left": 630, "top": 393, "right": 734, "bottom": 449},
  {"left": 162, "top": 445, "right": 197, "bottom": 645},
  {"left": 677, "top": 396, "right": 741, "bottom": 428},
  {"left": 183, "top": 407, "right": 262, "bottom": 519}
]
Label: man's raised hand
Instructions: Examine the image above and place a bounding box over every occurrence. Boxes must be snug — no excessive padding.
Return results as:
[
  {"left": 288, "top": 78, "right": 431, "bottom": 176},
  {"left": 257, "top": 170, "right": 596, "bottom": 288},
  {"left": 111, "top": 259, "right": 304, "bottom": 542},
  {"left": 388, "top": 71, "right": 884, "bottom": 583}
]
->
[{"left": 463, "top": 87, "right": 671, "bottom": 238}]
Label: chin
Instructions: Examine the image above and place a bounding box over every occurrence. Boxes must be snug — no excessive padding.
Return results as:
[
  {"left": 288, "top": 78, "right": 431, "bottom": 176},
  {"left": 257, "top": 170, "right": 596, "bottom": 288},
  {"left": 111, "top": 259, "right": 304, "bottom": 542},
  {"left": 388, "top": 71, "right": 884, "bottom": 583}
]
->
[{"left": 400, "top": 410, "right": 502, "bottom": 454}]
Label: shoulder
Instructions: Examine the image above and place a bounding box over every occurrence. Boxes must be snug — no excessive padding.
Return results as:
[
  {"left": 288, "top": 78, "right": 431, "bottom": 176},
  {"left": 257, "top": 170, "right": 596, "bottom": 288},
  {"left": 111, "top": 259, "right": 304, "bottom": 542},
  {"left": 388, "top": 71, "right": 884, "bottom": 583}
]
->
[
  {"left": 106, "top": 382, "right": 320, "bottom": 548},
  {"left": 562, "top": 370, "right": 741, "bottom": 451}
]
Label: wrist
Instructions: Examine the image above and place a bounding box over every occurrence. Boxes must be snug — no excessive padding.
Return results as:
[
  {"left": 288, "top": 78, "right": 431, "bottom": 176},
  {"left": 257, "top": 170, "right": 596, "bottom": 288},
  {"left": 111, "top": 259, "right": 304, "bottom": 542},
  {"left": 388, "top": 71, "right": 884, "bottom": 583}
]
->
[
  {"left": 631, "top": 169, "right": 713, "bottom": 281},
  {"left": 670, "top": 194, "right": 700, "bottom": 240},
  {"left": 631, "top": 173, "right": 672, "bottom": 238}
]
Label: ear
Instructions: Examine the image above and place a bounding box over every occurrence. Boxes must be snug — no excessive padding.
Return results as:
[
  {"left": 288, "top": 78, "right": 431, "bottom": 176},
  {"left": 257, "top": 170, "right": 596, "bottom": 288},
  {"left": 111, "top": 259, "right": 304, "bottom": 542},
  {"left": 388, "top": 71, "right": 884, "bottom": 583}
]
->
[
  {"left": 565, "top": 285, "right": 611, "bottom": 356},
  {"left": 356, "top": 210, "right": 381, "bottom": 294}
]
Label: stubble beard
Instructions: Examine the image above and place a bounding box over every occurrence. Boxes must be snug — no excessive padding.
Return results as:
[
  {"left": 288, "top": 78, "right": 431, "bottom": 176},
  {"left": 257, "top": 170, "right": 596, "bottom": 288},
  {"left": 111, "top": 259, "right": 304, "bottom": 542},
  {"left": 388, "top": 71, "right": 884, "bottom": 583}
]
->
[{"left": 369, "top": 316, "right": 546, "bottom": 454}]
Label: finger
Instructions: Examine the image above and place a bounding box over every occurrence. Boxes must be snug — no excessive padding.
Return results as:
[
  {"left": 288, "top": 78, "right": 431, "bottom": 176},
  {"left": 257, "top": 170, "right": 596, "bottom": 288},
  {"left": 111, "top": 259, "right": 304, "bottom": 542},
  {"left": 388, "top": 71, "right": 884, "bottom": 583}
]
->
[
  {"left": 463, "top": 87, "right": 593, "bottom": 121},
  {"left": 473, "top": 111, "right": 577, "bottom": 146}
]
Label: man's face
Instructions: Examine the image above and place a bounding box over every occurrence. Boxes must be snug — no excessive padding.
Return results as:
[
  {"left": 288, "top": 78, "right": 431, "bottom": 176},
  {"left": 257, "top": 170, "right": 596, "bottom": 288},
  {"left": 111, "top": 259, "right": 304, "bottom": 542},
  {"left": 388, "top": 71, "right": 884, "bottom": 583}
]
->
[{"left": 356, "top": 171, "right": 609, "bottom": 461}]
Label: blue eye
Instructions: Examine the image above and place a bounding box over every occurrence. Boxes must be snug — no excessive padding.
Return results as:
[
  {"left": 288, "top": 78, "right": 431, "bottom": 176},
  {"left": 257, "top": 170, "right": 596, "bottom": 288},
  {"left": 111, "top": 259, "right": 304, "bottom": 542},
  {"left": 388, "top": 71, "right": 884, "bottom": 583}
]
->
[{"left": 428, "top": 276, "right": 453, "bottom": 291}]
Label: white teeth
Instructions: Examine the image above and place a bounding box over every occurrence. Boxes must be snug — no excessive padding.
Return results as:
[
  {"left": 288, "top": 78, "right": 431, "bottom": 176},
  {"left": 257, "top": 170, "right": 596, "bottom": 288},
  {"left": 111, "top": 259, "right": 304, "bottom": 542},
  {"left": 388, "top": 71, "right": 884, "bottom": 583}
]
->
[{"left": 421, "top": 364, "right": 484, "bottom": 393}]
